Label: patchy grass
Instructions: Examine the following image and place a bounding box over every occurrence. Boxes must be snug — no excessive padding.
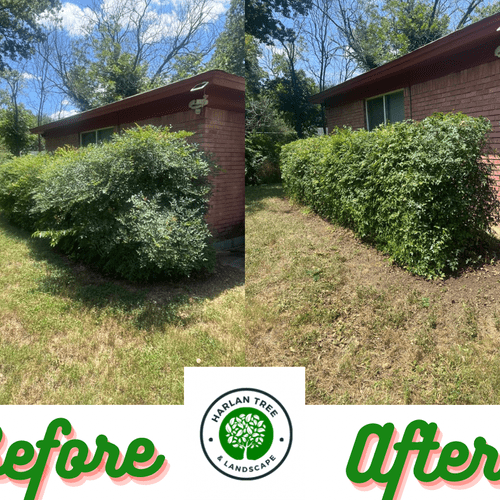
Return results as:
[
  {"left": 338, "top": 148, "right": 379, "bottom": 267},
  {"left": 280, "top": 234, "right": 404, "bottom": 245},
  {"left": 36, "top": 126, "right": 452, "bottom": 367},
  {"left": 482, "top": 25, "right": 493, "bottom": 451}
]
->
[
  {"left": 0, "top": 215, "right": 244, "bottom": 404},
  {"left": 246, "top": 184, "right": 500, "bottom": 405}
]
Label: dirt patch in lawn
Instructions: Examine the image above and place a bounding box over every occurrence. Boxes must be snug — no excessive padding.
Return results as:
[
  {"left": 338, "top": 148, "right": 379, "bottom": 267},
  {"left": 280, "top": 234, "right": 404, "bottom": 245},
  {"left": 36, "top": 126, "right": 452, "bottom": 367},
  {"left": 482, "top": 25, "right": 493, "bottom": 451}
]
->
[{"left": 246, "top": 184, "right": 500, "bottom": 405}]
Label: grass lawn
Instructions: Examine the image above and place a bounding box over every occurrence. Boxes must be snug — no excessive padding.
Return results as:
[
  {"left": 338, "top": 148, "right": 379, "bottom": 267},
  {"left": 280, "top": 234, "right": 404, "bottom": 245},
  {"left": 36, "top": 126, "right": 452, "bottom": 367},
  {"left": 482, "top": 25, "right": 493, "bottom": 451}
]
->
[
  {"left": 246, "top": 183, "right": 500, "bottom": 404},
  {"left": 0, "top": 216, "right": 244, "bottom": 404}
]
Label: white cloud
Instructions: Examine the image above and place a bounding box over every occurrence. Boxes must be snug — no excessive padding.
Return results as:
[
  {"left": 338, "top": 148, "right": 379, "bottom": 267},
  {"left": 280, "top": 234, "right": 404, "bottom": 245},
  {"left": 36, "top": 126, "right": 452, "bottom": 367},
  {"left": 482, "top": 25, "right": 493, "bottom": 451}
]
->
[
  {"left": 21, "top": 72, "right": 39, "bottom": 80},
  {"left": 43, "top": 0, "right": 227, "bottom": 40},
  {"left": 40, "top": 2, "right": 93, "bottom": 37},
  {"left": 50, "top": 109, "right": 79, "bottom": 120},
  {"left": 59, "top": 3, "right": 94, "bottom": 37}
]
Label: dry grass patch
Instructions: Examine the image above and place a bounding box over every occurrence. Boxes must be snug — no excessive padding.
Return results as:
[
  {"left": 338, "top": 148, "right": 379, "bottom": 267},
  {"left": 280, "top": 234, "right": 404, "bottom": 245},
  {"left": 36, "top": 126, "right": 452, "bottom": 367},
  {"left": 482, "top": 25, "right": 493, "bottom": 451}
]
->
[
  {"left": 0, "top": 215, "right": 244, "bottom": 404},
  {"left": 246, "top": 184, "right": 500, "bottom": 405}
]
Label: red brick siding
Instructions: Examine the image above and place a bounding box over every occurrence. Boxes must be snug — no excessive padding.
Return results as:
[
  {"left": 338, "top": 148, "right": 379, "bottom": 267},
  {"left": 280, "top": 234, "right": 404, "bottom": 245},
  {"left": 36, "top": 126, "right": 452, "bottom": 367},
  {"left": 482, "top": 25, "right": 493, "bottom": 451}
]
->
[
  {"left": 409, "top": 60, "right": 500, "bottom": 152},
  {"left": 325, "top": 100, "right": 365, "bottom": 130},
  {"left": 485, "top": 155, "right": 500, "bottom": 201},
  {"left": 199, "top": 108, "right": 245, "bottom": 238},
  {"left": 45, "top": 132, "right": 80, "bottom": 151},
  {"left": 326, "top": 60, "right": 500, "bottom": 150}
]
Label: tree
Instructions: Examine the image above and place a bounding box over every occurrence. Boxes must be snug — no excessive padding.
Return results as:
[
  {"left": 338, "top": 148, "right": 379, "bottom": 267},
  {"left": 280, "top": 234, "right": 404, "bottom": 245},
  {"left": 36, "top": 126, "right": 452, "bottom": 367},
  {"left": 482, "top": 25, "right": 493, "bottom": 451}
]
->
[
  {"left": 470, "top": 1, "right": 500, "bottom": 22},
  {"left": 0, "top": 69, "right": 37, "bottom": 155},
  {"left": 245, "top": 0, "right": 313, "bottom": 44},
  {"left": 40, "top": 0, "right": 223, "bottom": 111},
  {"left": 264, "top": 70, "right": 319, "bottom": 138},
  {"left": 208, "top": 0, "right": 244, "bottom": 76},
  {"left": 263, "top": 26, "right": 320, "bottom": 138},
  {"left": 225, "top": 413, "right": 267, "bottom": 460},
  {"left": 315, "top": 0, "right": 489, "bottom": 73},
  {"left": 245, "top": 34, "right": 266, "bottom": 97},
  {"left": 0, "top": 0, "right": 60, "bottom": 70},
  {"left": 0, "top": 104, "right": 37, "bottom": 155}
]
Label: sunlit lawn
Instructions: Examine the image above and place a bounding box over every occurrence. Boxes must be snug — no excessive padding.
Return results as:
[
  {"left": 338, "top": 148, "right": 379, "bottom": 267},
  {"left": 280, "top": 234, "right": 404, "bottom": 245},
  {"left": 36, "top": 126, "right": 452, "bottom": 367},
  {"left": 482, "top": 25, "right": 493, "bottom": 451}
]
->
[{"left": 0, "top": 215, "right": 245, "bottom": 404}]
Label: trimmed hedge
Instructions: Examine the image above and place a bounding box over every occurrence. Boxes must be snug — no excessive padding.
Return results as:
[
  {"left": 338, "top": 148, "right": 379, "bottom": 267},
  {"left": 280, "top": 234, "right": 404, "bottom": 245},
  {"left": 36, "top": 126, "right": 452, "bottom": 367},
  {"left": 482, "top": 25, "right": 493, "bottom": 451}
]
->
[
  {"left": 0, "top": 126, "right": 215, "bottom": 281},
  {"left": 281, "top": 113, "right": 500, "bottom": 277}
]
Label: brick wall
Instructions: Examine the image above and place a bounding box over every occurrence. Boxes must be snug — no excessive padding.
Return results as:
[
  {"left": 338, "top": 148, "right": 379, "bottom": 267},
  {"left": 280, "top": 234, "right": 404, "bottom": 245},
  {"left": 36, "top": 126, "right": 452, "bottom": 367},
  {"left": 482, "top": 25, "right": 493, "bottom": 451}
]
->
[
  {"left": 325, "top": 100, "right": 365, "bottom": 130},
  {"left": 325, "top": 59, "right": 500, "bottom": 152},
  {"left": 200, "top": 107, "right": 245, "bottom": 238},
  {"left": 410, "top": 60, "right": 500, "bottom": 152},
  {"left": 45, "top": 132, "right": 80, "bottom": 151}
]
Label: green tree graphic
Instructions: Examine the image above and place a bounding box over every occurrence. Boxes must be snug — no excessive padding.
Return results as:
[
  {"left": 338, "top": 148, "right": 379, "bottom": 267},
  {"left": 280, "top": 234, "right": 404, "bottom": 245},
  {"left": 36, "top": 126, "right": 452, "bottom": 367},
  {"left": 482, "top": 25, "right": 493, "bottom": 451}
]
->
[{"left": 225, "top": 413, "right": 266, "bottom": 460}]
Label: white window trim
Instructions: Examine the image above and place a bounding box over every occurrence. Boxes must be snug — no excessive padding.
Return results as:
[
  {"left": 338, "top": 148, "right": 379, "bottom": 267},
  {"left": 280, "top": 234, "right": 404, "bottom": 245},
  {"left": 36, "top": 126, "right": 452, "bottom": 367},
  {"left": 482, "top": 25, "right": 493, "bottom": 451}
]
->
[
  {"left": 365, "top": 89, "right": 404, "bottom": 131},
  {"left": 80, "top": 126, "right": 115, "bottom": 146}
]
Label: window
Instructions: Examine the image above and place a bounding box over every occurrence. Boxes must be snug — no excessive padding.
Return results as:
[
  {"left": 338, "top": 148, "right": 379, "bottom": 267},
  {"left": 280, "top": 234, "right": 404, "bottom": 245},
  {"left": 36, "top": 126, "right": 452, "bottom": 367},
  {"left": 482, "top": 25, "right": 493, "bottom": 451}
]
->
[
  {"left": 80, "top": 127, "right": 115, "bottom": 146},
  {"left": 366, "top": 90, "right": 405, "bottom": 131}
]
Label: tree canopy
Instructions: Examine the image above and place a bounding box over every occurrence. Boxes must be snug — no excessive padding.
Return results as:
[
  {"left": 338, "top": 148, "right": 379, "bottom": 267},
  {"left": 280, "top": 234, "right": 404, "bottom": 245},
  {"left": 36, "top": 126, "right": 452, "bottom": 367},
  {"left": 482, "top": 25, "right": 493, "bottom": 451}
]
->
[
  {"left": 208, "top": 0, "right": 244, "bottom": 76},
  {"left": 0, "top": 0, "right": 60, "bottom": 70},
  {"left": 245, "top": 0, "right": 313, "bottom": 44}
]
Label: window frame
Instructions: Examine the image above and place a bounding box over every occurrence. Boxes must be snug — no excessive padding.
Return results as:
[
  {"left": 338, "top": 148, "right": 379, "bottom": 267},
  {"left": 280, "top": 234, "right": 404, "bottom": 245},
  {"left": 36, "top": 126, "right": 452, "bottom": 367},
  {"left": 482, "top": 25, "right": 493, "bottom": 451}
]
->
[
  {"left": 80, "top": 126, "right": 116, "bottom": 147},
  {"left": 365, "top": 89, "right": 405, "bottom": 131}
]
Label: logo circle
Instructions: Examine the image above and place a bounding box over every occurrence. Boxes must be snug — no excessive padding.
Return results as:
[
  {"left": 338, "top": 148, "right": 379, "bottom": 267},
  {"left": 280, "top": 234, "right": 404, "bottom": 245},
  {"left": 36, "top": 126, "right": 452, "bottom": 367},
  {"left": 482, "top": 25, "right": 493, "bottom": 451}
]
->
[{"left": 200, "top": 388, "right": 292, "bottom": 480}]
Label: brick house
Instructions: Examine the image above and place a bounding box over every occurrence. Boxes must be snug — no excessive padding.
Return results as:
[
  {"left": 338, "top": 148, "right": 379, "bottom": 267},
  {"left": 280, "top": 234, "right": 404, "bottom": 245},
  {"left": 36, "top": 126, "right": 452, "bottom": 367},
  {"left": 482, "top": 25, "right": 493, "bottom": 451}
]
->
[
  {"left": 310, "top": 13, "right": 500, "bottom": 154},
  {"left": 30, "top": 70, "right": 245, "bottom": 240}
]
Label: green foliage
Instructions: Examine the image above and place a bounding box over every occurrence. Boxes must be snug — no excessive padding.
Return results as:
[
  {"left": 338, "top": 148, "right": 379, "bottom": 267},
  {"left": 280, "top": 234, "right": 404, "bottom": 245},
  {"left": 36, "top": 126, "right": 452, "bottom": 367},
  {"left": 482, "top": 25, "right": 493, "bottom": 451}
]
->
[
  {"left": 344, "top": 0, "right": 450, "bottom": 71},
  {"left": 0, "top": 153, "right": 50, "bottom": 228},
  {"left": 0, "top": 126, "right": 216, "bottom": 281},
  {"left": 245, "top": 95, "right": 297, "bottom": 184},
  {"left": 245, "top": 34, "right": 266, "bottom": 97},
  {"left": 281, "top": 113, "right": 500, "bottom": 277},
  {"left": 0, "top": 0, "right": 60, "bottom": 70},
  {"left": 263, "top": 69, "right": 320, "bottom": 139},
  {"left": 470, "top": 1, "right": 500, "bottom": 23},
  {"left": 0, "top": 104, "right": 38, "bottom": 156},
  {"left": 245, "top": 0, "right": 313, "bottom": 44},
  {"left": 64, "top": 36, "right": 150, "bottom": 111}
]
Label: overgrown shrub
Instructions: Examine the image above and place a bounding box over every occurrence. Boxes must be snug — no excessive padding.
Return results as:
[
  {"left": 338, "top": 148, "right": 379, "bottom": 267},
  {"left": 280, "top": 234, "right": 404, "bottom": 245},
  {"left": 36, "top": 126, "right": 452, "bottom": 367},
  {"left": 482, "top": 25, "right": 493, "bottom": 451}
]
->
[
  {"left": 0, "top": 126, "right": 216, "bottom": 281},
  {"left": 281, "top": 113, "right": 500, "bottom": 278},
  {"left": 0, "top": 153, "right": 51, "bottom": 230}
]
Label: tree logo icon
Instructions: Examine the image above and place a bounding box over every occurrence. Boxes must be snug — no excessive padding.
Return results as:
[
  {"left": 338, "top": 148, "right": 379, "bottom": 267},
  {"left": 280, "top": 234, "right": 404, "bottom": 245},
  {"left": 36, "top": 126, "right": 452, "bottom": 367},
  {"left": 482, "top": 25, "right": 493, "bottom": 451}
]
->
[{"left": 200, "top": 388, "right": 292, "bottom": 480}]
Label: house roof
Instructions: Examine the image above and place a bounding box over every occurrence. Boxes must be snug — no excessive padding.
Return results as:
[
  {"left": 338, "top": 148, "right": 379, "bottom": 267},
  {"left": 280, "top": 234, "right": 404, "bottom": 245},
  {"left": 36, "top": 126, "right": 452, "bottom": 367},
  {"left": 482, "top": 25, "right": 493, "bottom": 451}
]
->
[
  {"left": 31, "top": 70, "right": 245, "bottom": 136},
  {"left": 310, "top": 12, "right": 500, "bottom": 105}
]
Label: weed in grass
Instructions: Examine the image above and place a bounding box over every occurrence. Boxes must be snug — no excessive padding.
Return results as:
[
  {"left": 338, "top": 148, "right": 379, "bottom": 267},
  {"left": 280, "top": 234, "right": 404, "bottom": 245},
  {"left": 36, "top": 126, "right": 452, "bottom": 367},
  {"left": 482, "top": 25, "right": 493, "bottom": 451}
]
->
[
  {"left": 413, "top": 329, "right": 435, "bottom": 354},
  {"left": 427, "top": 313, "right": 438, "bottom": 330},
  {"left": 461, "top": 302, "right": 479, "bottom": 340},
  {"left": 306, "top": 267, "right": 323, "bottom": 282}
]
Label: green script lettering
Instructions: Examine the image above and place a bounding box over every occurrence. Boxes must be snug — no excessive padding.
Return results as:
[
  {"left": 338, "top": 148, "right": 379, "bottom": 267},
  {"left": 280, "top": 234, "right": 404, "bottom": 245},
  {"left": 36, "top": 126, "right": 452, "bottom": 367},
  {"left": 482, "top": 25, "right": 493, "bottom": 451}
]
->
[{"left": 0, "top": 418, "right": 166, "bottom": 500}]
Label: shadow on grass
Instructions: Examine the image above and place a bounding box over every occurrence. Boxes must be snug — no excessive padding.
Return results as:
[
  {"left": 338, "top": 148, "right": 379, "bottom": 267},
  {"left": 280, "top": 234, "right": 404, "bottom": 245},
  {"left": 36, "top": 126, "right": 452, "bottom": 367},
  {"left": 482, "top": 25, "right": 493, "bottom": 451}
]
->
[
  {"left": 245, "top": 183, "right": 284, "bottom": 216},
  {"left": 0, "top": 215, "right": 244, "bottom": 331}
]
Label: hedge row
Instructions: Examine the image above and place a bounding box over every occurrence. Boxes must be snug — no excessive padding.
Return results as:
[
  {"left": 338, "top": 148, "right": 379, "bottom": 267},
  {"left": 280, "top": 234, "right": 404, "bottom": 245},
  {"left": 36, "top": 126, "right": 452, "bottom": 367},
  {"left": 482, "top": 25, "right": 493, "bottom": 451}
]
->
[
  {"left": 0, "top": 126, "right": 215, "bottom": 281},
  {"left": 281, "top": 113, "right": 500, "bottom": 277}
]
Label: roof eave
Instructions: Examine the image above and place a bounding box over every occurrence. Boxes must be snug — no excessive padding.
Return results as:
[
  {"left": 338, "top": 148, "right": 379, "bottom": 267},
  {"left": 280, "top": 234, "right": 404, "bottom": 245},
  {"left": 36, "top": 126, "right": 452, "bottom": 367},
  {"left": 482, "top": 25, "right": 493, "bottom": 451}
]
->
[{"left": 31, "top": 70, "right": 244, "bottom": 135}]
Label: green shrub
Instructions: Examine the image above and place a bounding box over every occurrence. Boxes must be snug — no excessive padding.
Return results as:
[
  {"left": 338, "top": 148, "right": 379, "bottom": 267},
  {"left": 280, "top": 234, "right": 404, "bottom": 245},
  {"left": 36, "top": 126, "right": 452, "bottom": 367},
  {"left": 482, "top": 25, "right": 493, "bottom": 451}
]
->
[
  {"left": 281, "top": 113, "right": 500, "bottom": 278},
  {"left": 0, "top": 153, "right": 51, "bottom": 230},
  {"left": 0, "top": 126, "right": 216, "bottom": 281}
]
